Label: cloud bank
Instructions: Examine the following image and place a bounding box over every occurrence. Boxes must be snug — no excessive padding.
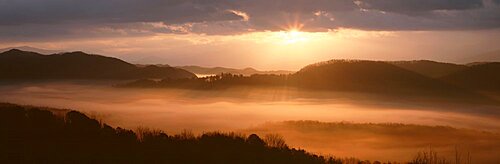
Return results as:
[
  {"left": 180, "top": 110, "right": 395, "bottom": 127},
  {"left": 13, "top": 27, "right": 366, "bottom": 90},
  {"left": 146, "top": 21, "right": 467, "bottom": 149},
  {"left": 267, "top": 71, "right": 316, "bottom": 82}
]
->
[{"left": 1, "top": 0, "right": 500, "bottom": 40}]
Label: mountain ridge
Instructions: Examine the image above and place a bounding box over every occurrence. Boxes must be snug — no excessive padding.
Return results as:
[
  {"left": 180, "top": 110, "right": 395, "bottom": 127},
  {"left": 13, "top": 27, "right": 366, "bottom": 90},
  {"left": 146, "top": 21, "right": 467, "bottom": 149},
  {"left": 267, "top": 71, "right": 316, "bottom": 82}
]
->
[
  {"left": 0, "top": 46, "right": 61, "bottom": 55},
  {"left": 0, "top": 49, "right": 196, "bottom": 80}
]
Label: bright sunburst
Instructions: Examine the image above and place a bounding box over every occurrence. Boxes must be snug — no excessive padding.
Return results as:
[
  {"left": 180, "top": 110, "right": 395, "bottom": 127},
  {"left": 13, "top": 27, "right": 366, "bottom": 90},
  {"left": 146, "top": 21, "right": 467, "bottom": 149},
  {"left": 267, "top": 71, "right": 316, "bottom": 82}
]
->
[{"left": 278, "top": 29, "right": 308, "bottom": 44}]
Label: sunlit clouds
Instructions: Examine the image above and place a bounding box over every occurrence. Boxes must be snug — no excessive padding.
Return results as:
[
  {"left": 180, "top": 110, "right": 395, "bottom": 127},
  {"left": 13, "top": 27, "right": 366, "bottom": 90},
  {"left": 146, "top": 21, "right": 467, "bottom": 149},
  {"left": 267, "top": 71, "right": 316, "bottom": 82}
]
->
[
  {"left": 228, "top": 10, "right": 250, "bottom": 22},
  {"left": 1, "top": 0, "right": 499, "bottom": 40},
  {"left": 1, "top": 0, "right": 499, "bottom": 69}
]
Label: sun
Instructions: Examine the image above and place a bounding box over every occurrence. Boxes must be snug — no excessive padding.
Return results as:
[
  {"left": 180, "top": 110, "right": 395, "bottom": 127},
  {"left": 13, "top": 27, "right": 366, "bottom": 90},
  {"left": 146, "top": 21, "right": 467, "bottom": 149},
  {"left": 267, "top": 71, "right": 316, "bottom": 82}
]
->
[
  {"left": 280, "top": 29, "right": 307, "bottom": 44},
  {"left": 241, "top": 27, "right": 329, "bottom": 46}
]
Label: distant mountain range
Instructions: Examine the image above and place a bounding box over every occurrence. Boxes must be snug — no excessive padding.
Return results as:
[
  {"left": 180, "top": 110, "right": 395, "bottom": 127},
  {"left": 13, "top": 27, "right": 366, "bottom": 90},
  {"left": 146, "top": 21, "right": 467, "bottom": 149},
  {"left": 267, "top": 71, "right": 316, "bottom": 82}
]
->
[
  {"left": 0, "top": 46, "right": 61, "bottom": 55},
  {"left": 0, "top": 49, "right": 196, "bottom": 79},
  {"left": 2, "top": 48, "right": 499, "bottom": 99},
  {"left": 123, "top": 59, "right": 500, "bottom": 104},
  {"left": 176, "top": 66, "right": 294, "bottom": 76}
]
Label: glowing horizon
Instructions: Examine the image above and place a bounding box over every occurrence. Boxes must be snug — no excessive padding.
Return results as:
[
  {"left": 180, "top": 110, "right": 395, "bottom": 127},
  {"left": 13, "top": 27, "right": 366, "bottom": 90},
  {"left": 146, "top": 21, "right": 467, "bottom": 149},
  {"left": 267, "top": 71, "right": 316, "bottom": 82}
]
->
[{"left": 2, "top": 28, "right": 499, "bottom": 71}]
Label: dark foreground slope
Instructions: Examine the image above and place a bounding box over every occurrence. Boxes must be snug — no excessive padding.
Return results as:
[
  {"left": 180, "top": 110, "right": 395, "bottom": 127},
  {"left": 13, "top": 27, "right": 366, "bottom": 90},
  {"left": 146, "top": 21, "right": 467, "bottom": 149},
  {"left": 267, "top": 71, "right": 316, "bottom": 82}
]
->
[
  {"left": 0, "top": 49, "right": 196, "bottom": 79},
  {"left": 0, "top": 103, "right": 335, "bottom": 164}
]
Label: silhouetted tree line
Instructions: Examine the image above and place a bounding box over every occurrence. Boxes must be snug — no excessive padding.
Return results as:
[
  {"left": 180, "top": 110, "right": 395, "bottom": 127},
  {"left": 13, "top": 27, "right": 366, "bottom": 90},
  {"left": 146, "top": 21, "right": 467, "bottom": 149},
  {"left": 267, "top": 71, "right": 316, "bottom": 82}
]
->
[
  {"left": 119, "top": 73, "right": 291, "bottom": 89},
  {"left": 0, "top": 103, "right": 345, "bottom": 164}
]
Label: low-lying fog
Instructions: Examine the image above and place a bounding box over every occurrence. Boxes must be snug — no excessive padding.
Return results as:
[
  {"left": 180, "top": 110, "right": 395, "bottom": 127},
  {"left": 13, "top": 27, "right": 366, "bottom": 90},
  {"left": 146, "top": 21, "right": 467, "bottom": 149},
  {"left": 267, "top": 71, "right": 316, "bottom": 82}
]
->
[{"left": 1, "top": 81, "right": 499, "bottom": 162}]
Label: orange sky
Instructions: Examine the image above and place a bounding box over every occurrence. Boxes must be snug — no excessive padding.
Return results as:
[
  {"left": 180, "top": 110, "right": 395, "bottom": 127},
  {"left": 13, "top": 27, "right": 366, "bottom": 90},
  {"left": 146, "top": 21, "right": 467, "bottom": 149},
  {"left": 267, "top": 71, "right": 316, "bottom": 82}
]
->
[
  {"left": 3, "top": 29, "right": 500, "bottom": 70},
  {"left": 1, "top": 0, "right": 500, "bottom": 70}
]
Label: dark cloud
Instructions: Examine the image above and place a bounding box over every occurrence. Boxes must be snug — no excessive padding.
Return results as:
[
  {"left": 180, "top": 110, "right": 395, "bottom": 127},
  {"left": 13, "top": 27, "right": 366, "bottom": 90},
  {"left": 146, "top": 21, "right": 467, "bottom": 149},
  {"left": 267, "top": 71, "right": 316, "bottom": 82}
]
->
[
  {"left": 226, "top": 0, "right": 499, "bottom": 32},
  {"left": 0, "top": 0, "right": 240, "bottom": 25},
  {"left": 0, "top": 0, "right": 499, "bottom": 40},
  {"left": 356, "top": 0, "right": 484, "bottom": 14}
]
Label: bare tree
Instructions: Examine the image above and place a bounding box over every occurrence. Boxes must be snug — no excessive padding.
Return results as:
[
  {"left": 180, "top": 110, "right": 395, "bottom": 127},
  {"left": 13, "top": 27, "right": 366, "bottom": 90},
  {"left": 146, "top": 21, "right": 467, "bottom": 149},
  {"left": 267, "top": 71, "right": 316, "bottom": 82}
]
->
[{"left": 264, "top": 133, "right": 288, "bottom": 148}]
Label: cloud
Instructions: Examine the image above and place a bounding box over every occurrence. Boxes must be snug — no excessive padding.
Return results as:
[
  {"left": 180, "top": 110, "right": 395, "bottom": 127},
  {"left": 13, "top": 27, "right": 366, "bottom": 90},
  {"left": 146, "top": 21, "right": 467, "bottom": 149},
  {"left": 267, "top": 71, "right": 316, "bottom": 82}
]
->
[
  {"left": 356, "top": 0, "right": 484, "bottom": 14},
  {"left": 0, "top": 0, "right": 499, "bottom": 40},
  {"left": 0, "top": 0, "right": 241, "bottom": 25},
  {"left": 234, "top": 0, "right": 499, "bottom": 31}
]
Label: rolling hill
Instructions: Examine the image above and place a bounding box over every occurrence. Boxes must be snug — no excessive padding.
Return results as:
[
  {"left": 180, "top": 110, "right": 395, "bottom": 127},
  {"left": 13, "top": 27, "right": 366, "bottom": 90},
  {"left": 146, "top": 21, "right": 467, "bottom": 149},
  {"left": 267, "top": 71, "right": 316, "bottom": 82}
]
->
[
  {"left": 441, "top": 62, "right": 500, "bottom": 91},
  {"left": 293, "top": 60, "right": 465, "bottom": 94},
  {"left": 389, "top": 60, "right": 466, "bottom": 78},
  {"left": 0, "top": 49, "right": 196, "bottom": 79}
]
